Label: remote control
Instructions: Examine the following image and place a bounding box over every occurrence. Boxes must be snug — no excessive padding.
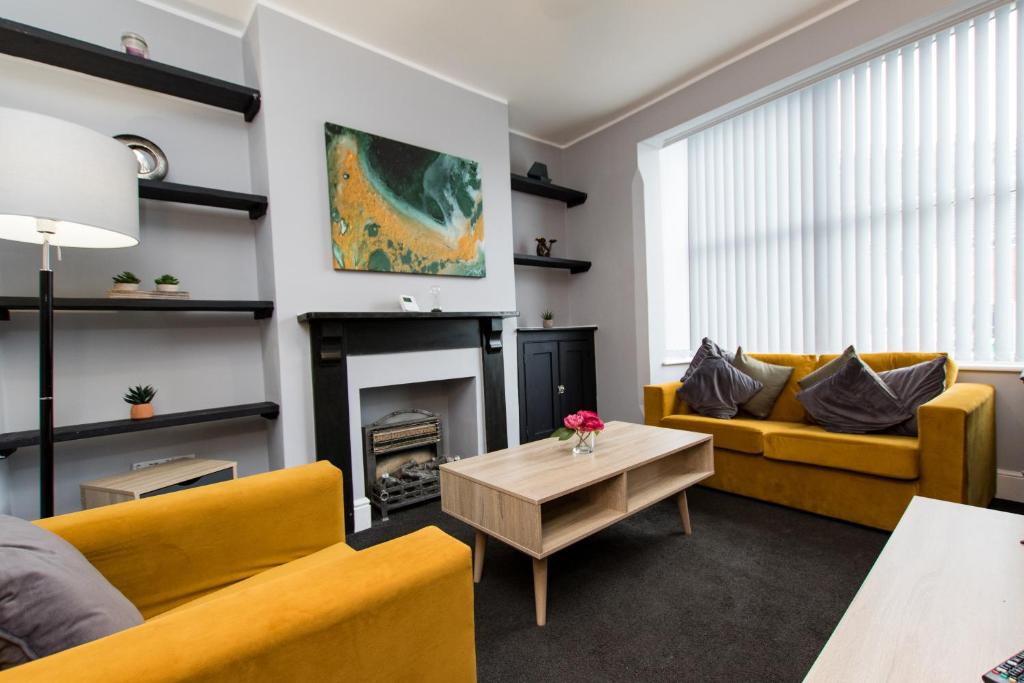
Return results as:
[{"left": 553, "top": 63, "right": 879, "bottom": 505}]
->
[{"left": 984, "top": 648, "right": 1024, "bottom": 682}]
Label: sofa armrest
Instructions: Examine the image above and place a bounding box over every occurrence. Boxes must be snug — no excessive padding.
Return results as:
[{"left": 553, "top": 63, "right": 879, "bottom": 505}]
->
[
  {"left": 1, "top": 527, "right": 475, "bottom": 683},
  {"left": 917, "top": 383, "right": 996, "bottom": 506},
  {"left": 644, "top": 382, "right": 690, "bottom": 425},
  {"left": 34, "top": 461, "right": 346, "bottom": 618}
]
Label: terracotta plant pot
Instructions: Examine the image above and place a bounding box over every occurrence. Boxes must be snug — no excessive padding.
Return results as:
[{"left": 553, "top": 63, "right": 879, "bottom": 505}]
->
[
  {"left": 130, "top": 403, "right": 154, "bottom": 420},
  {"left": 112, "top": 283, "right": 140, "bottom": 292}
]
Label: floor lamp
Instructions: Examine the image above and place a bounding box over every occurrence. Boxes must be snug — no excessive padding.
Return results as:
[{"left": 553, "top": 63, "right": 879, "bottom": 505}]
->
[{"left": 0, "top": 107, "right": 139, "bottom": 518}]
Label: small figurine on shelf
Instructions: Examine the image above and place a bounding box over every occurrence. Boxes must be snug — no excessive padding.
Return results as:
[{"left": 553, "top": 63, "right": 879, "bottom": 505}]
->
[
  {"left": 542, "top": 310, "right": 555, "bottom": 328},
  {"left": 111, "top": 271, "right": 141, "bottom": 292},
  {"left": 536, "top": 237, "right": 557, "bottom": 257},
  {"left": 429, "top": 285, "right": 442, "bottom": 312},
  {"left": 154, "top": 274, "right": 180, "bottom": 292},
  {"left": 124, "top": 384, "right": 157, "bottom": 420}
]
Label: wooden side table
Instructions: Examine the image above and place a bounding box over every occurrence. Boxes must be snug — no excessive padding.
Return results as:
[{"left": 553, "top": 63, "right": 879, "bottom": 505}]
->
[{"left": 80, "top": 458, "right": 237, "bottom": 509}]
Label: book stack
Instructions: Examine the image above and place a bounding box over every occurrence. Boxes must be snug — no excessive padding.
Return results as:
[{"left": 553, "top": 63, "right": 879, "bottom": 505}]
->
[{"left": 106, "top": 289, "right": 191, "bottom": 300}]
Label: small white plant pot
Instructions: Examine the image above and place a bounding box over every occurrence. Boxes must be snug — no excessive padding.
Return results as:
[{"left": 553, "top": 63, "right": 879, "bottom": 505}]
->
[
  {"left": 156, "top": 284, "right": 180, "bottom": 292},
  {"left": 112, "top": 283, "right": 140, "bottom": 292},
  {"left": 543, "top": 319, "right": 555, "bottom": 328}
]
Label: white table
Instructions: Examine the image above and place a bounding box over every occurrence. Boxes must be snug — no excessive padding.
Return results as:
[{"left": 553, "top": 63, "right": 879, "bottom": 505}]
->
[{"left": 806, "top": 496, "right": 1024, "bottom": 682}]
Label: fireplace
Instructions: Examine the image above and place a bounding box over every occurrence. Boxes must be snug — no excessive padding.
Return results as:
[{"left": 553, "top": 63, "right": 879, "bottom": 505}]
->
[
  {"left": 363, "top": 409, "right": 459, "bottom": 520},
  {"left": 299, "top": 311, "right": 517, "bottom": 533}
]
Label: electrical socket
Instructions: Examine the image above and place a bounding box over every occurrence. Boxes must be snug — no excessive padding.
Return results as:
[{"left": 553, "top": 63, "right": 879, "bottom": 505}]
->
[{"left": 131, "top": 454, "right": 196, "bottom": 471}]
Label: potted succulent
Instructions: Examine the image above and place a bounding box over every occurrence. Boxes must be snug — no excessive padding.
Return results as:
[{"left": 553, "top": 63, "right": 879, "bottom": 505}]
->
[
  {"left": 542, "top": 310, "right": 555, "bottom": 329},
  {"left": 124, "top": 384, "right": 157, "bottom": 420},
  {"left": 111, "top": 271, "right": 141, "bottom": 292},
  {"left": 154, "top": 274, "right": 180, "bottom": 292}
]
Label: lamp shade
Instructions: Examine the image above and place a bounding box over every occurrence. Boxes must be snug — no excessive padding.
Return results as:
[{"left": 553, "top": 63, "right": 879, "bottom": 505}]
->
[{"left": 0, "top": 107, "right": 139, "bottom": 248}]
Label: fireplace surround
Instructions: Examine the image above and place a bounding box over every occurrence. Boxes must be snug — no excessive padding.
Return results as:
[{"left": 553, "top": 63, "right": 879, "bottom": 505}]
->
[{"left": 299, "top": 311, "right": 517, "bottom": 532}]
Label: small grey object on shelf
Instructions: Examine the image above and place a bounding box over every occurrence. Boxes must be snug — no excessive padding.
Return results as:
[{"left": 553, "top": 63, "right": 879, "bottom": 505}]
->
[
  {"left": 120, "top": 31, "right": 148, "bottom": 59},
  {"left": 527, "top": 161, "right": 550, "bottom": 182},
  {"left": 114, "top": 134, "right": 167, "bottom": 180},
  {"left": 535, "top": 237, "right": 557, "bottom": 257}
]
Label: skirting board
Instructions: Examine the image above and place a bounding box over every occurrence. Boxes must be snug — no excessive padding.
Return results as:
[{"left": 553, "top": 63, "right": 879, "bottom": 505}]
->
[
  {"left": 353, "top": 496, "right": 372, "bottom": 533},
  {"left": 997, "top": 469, "right": 1024, "bottom": 503}
]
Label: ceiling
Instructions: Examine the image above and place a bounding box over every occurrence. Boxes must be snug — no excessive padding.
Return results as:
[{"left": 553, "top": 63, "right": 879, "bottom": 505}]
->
[{"left": 154, "top": 0, "right": 856, "bottom": 146}]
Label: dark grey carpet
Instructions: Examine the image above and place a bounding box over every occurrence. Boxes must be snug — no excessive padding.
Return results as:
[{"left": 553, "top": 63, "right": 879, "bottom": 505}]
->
[{"left": 348, "top": 487, "right": 891, "bottom": 682}]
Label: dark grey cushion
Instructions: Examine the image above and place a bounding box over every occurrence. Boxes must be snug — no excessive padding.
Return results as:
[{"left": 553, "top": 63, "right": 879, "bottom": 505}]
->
[
  {"left": 679, "top": 355, "right": 763, "bottom": 419},
  {"left": 880, "top": 356, "right": 948, "bottom": 436},
  {"left": 732, "top": 347, "right": 794, "bottom": 419},
  {"left": 796, "top": 356, "right": 913, "bottom": 433},
  {"left": 798, "top": 345, "right": 857, "bottom": 391},
  {"left": 0, "top": 515, "right": 143, "bottom": 669},
  {"left": 680, "top": 337, "right": 734, "bottom": 384}
]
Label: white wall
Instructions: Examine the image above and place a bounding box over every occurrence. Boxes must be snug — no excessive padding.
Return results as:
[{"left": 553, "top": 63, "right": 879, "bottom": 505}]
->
[
  {"left": 0, "top": 0, "right": 270, "bottom": 517},
  {"left": 509, "top": 133, "right": 571, "bottom": 327},
  {"left": 243, "top": 6, "right": 521, "bottom": 471}
]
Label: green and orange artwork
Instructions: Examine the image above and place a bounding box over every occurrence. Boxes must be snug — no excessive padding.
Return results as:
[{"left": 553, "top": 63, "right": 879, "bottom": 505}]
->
[{"left": 324, "top": 122, "right": 485, "bottom": 277}]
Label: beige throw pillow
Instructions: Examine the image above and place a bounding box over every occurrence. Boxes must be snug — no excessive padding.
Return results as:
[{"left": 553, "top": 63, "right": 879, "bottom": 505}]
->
[{"left": 732, "top": 347, "right": 794, "bottom": 419}]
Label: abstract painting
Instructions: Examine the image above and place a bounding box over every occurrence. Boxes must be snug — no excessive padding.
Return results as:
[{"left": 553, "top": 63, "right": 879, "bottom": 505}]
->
[{"left": 325, "top": 122, "right": 485, "bottom": 277}]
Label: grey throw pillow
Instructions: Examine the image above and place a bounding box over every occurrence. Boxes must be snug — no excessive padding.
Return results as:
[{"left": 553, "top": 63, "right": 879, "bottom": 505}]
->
[
  {"left": 681, "top": 337, "right": 734, "bottom": 384},
  {"left": 798, "top": 345, "right": 858, "bottom": 391},
  {"left": 796, "top": 356, "right": 913, "bottom": 433},
  {"left": 0, "top": 515, "right": 143, "bottom": 669},
  {"left": 679, "top": 355, "right": 764, "bottom": 419},
  {"left": 732, "top": 347, "right": 794, "bottom": 419},
  {"left": 880, "top": 356, "right": 948, "bottom": 436}
]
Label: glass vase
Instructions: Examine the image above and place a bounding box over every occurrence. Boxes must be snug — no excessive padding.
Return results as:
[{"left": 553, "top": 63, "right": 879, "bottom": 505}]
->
[{"left": 572, "top": 431, "right": 595, "bottom": 455}]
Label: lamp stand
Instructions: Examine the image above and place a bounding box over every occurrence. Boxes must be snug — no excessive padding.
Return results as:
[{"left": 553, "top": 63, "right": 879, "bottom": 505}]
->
[{"left": 38, "top": 228, "right": 55, "bottom": 518}]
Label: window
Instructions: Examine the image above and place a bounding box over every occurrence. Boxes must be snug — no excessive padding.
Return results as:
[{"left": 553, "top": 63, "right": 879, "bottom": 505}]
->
[{"left": 659, "top": 2, "right": 1023, "bottom": 363}]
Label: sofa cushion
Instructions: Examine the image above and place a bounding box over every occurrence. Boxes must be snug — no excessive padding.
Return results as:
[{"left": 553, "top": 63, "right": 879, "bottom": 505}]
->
[
  {"left": 764, "top": 427, "right": 920, "bottom": 479},
  {"left": 680, "top": 337, "right": 734, "bottom": 384},
  {"left": 797, "top": 355, "right": 913, "bottom": 433},
  {"left": 679, "top": 355, "right": 763, "bottom": 419},
  {"left": 799, "top": 345, "right": 858, "bottom": 390},
  {"left": 660, "top": 415, "right": 806, "bottom": 454},
  {"left": 0, "top": 515, "right": 144, "bottom": 669},
  {"left": 748, "top": 353, "right": 819, "bottom": 422},
  {"left": 733, "top": 347, "right": 794, "bottom": 419},
  {"left": 880, "top": 355, "right": 948, "bottom": 436}
]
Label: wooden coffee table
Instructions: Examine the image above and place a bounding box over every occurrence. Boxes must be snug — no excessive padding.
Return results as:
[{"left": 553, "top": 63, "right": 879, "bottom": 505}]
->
[{"left": 440, "top": 421, "right": 713, "bottom": 625}]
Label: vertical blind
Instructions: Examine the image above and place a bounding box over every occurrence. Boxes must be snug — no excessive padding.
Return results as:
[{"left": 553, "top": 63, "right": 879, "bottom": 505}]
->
[{"left": 663, "top": 2, "right": 1023, "bottom": 362}]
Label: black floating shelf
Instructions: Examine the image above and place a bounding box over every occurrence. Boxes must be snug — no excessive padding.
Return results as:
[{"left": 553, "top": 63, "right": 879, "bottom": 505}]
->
[
  {"left": 513, "top": 254, "right": 591, "bottom": 274},
  {"left": 139, "top": 180, "right": 268, "bottom": 219},
  {"left": 0, "top": 18, "right": 261, "bottom": 121},
  {"left": 0, "top": 402, "right": 280, "bottom": 457},
  {"left": 0, "top": 297, "right": 274, "bottom": 320},
  {"left": 510, "top": 174, "right": 587, "bottom": 208}
]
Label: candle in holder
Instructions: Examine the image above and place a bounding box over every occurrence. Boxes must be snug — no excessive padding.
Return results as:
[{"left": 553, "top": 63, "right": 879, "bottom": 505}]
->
[{"left": 121, "top": 32, "right": 149, "bottom": 59}]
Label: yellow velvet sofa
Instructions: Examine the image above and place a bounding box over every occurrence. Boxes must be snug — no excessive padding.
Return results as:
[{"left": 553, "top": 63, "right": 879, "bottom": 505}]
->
[
  {"left": 644, "top": 352, "right": 996, "bottom": 531},
  {"left": 1, "top": 461, "right": 476, "bottom": 682}
]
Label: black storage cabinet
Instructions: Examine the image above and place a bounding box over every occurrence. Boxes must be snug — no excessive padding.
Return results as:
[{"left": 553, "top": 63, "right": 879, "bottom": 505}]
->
[{"left": 517, "top": 327, "right": 597, "bottom": 442}]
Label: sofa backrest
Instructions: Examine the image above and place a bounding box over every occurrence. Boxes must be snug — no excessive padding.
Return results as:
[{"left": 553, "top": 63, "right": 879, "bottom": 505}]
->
[
  {"left": 744, "top": 351, "right": 957, "bottom": 423},
  {"left": 748, "top": 353, "right": 818, "bottom": 422},
  {"left": 815, "top": 351, "right": 958, "bottom": 387}
]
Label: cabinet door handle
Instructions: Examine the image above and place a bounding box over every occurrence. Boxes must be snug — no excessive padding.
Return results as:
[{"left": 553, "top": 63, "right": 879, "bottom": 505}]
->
[{"left": 557, "top": 384, "right": 565, "bottom": 395}]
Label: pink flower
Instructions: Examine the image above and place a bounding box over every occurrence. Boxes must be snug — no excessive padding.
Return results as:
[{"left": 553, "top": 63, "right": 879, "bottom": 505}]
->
[
  {"left": 563, "top": 413, "right": 585, "bottom": 430},
  {"left": 581, "top": 412, "right": 605, "bottom": 432}
]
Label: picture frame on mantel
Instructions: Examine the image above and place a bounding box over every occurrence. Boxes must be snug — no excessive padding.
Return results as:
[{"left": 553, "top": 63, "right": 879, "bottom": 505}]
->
[{"left": 324, "top": 122, "right": 486, "bottom": 278}]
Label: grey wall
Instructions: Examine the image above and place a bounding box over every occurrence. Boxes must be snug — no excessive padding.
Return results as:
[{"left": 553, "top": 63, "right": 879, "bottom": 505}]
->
[
  {"left": 509, "top": 133, "right": 572, "bottom": 327},
  {"left": 0, "top": 0, "right": 270, "bottom": 517},
  {"left": 243, "top": 6, "right": 521, "bottom": 472}
]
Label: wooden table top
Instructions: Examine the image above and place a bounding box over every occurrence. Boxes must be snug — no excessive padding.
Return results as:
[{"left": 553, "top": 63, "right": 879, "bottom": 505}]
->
[
  {"left": 440, "top": 421, "right": 709, "bottom": 504},
  {"left": 806, "top": 496, "right": 1024, "bottom": 682}
]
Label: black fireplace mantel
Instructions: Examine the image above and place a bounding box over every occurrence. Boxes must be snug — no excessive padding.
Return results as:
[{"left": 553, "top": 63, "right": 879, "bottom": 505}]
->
[{"left": 299, "top": 310, "right": 518, "bottom": 531}]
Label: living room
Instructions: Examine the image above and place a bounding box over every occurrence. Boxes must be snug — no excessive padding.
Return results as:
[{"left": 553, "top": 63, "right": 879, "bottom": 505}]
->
[{"left": 0, "top": 0, "right": 1022, "bottom": 680}]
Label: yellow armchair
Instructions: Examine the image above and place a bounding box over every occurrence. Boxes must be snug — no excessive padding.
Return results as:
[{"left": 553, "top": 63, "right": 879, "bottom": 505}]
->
[{"left": 2, "top": 461, "right": 476, "bottom": 682}]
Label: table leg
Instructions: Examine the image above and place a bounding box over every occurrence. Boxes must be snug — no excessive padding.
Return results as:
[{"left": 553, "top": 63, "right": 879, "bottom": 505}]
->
[
  {"left": 533, "top": 557, "right": 548, "bottom": 626},
  {"left": 474, "top": 531, "right": 487, "bottom": 583},
  {"left": 677, "top": 490, "right": 692, "bottom": 535}
]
